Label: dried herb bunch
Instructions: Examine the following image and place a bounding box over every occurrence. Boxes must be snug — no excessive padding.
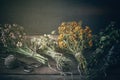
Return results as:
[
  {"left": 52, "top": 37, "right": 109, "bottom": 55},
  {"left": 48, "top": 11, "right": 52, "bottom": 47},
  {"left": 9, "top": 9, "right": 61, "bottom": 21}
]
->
[
  {"left": 58, "top": 21, "right": 93, "bottom": 51},
  {"left": 31, "top": 34, "right": 74, "bottom": 72},
  {"left": 0, "top": 24, "right": 47, "bottom": 64},
  {"left": 57, "top": 21, "right": 93, "bottom": 74}
]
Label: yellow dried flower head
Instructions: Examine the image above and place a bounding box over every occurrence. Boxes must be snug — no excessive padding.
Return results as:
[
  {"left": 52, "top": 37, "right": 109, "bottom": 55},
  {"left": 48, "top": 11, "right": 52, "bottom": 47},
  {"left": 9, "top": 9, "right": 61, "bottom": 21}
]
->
[
  {"left": 73, "top": 26, "right": 81, "bottom": 32},
  {"left": 87, "top": 33, "right": 92, "bottom": 38},
  {"left": 89, "top": 40, "right": 93, "bottom": 47},
  {"left": 58, "top": 41, "right": 66, "bottom": 48},
  {"left": 58, "top": 34, "right": 64, "bottom": 41},
  {"left": 69, "top": 36, "right": 75, "bottom": 41},
  {"left": 58, "top": 26, "right": 66, "bottom": 34},
  {"left": 84, "top": 26, "right": 92, "bottom": 33},
  {"left": 79, "top": 29, "right": 84, "bottom": 35},
  {"left": 61, "top": 22, "right": 66, "bottom": 26},
  {"left": 71, "top": 21, "right": 78, "bottom": 27}
]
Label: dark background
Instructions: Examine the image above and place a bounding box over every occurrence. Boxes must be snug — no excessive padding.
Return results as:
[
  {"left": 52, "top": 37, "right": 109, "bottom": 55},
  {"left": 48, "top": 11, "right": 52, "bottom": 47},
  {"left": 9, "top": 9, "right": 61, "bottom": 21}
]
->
[{"left": 0, "top": 0, "right": 120, "bottom": 34}]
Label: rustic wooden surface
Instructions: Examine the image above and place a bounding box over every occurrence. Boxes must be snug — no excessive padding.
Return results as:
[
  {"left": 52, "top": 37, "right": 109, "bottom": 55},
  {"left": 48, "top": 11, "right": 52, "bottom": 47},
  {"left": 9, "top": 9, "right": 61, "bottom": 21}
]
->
[
  {"left": 0, "top": 53, "right": 57, "bottom": 74},
  {"left": 0, "top": 52, "right": 79, "bottom": 75},
  {"left": 0, "top": 52, "right": 82, "bottom": 80}
]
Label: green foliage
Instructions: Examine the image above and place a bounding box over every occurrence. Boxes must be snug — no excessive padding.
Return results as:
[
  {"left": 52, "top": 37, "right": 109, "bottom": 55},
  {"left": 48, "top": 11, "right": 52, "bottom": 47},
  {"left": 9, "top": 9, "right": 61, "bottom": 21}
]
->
[{"left": 87, "top": 22, "right": 120, "bottom": 80}]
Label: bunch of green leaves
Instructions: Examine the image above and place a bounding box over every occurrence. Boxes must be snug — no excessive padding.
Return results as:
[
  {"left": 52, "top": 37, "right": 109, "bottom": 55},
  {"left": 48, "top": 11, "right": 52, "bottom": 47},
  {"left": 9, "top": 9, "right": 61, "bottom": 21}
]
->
[{"left": 87, "top": 22, "right": 120, "bottom": 80}]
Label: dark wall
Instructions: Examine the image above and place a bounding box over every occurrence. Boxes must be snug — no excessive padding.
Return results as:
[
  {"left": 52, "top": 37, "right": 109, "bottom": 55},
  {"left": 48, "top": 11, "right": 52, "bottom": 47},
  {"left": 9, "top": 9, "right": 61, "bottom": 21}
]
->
[{"left": 0, "top": 0, "right": 119, "bottom": 34}]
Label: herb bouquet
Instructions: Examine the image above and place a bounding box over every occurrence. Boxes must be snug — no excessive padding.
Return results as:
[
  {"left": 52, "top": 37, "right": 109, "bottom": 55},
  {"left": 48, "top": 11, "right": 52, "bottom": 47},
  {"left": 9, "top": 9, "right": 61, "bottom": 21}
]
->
[
  {"left": 0, "top": 24, "right": 47, "bottom": 64},
  {"left": 87, "top": 22, "right": 120, "bottom": 80},
  {"left": 57, "top": 21, "right": 93, "bottom": 75},
  {"left": 30, "top": 34, "right": 74, "bottom": 73}
]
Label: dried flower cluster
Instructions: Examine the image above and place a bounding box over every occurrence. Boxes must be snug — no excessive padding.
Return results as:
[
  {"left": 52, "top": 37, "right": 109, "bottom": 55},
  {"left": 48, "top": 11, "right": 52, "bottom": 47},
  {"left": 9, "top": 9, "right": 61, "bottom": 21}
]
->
[
  {"left": 0, "top": 24, "right": 26, "bottom": 48},
  {"left": 58, "top": 21, "right": 93, "bottom": 53},
  {"left": 30, "top": 34, "right": 57, "bottom": 52}
]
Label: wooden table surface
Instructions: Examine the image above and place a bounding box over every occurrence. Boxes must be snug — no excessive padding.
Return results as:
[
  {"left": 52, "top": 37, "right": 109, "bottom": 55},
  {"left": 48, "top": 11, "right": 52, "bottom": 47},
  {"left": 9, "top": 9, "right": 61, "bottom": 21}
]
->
[{"left": 0, "top": 51, "right": 83, "bottom": 80}]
